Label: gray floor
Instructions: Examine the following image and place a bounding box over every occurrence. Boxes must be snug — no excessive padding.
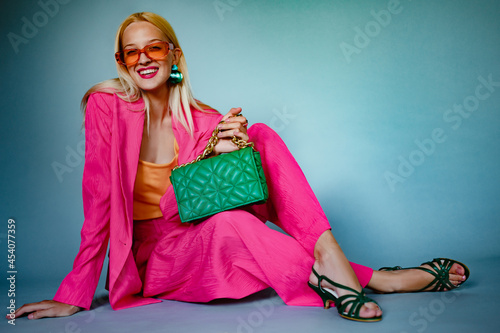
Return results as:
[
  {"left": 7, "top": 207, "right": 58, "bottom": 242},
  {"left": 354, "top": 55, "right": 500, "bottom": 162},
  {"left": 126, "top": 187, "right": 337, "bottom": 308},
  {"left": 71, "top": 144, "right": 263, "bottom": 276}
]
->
[{"left": 4, "top": 256, "right": 498, "bottom": 333}]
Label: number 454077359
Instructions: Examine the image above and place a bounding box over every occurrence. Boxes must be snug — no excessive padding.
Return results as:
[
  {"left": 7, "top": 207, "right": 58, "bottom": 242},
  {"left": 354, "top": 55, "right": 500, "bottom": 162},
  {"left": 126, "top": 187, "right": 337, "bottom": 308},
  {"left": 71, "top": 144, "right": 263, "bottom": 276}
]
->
[{"left": 8, "top": 219, "right": 15, "bottom": 269}]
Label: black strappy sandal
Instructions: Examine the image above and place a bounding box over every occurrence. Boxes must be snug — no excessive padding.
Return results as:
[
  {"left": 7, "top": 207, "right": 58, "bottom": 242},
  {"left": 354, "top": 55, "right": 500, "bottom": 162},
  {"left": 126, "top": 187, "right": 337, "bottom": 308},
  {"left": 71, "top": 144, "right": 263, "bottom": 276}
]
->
[
  {"left": 308, "top": 267, "right": 382, "bottom": 322},
  {"left": 379, "top": 258, "right": 470, "bottom": 291}
]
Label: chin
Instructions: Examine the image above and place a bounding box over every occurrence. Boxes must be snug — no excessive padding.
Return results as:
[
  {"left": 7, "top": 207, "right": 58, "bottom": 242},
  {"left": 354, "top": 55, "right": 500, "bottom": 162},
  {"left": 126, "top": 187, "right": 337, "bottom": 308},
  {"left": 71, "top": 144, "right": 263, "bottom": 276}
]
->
[
  {"left": 140, "top": 83, "right": 168, "bottom": 94},
  {"left": 130, "top": 72, "right": 169, "bottom": 92}
]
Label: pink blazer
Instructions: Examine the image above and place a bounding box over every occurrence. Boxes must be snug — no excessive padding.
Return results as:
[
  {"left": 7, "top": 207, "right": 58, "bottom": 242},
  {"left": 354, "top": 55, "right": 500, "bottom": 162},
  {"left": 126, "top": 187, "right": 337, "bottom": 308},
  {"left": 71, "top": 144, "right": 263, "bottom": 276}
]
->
[{"left": 53, "top": 92, "right": 224, "bottom": 310}]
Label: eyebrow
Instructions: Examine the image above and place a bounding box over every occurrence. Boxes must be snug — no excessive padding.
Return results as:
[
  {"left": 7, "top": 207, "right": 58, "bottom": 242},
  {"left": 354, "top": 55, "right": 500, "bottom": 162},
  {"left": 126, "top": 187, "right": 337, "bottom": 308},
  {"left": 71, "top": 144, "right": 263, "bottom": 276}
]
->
[{"left": 123, "top": 38, "right": 165, "bottom": 49}]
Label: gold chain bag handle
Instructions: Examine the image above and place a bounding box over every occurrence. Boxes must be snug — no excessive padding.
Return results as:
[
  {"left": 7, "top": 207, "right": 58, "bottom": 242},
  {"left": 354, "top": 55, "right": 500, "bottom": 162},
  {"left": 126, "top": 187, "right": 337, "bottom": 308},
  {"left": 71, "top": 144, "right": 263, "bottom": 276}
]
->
[{"left": 173, "top": 116, "right": 254, "bottom": 170}]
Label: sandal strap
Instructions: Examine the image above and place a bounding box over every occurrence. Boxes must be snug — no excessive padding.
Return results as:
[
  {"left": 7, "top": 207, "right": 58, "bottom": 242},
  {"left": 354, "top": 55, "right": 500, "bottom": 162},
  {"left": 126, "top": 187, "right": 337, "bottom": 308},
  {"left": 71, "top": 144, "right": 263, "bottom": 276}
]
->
[
  {"left": 379, "top": 265, "right": 403, "bottom": 271},
  {"left": 312, "top": 267, "right": 362, "bottom": 295},
  {"left": 415, "top": 258, "right": 458, "bottom": 292},
  {"left": 312, "top": 267, "right": 379, "bottom": 319},
  {"left": 336, "top": 291, "right": 377, "bottom": 319}
]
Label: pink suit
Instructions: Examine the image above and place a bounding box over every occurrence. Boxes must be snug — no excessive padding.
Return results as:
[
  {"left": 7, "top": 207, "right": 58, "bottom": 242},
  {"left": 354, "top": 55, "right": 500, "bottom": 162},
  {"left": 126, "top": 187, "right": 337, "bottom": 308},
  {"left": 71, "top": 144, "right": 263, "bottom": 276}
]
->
[{"left": 53, "top": 92, "right": 373, "bottom": 310}]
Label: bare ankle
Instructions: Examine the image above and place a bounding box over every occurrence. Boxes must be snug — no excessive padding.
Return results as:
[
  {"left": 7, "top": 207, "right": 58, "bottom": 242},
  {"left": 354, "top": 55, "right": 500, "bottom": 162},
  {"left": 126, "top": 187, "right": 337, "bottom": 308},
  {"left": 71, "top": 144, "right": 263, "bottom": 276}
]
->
[
  {"left": 368, "top": 271, "right": 404, "bottom": 293},
  {"left": 314, "top": 231, "right": 342, "bottom": 262}
]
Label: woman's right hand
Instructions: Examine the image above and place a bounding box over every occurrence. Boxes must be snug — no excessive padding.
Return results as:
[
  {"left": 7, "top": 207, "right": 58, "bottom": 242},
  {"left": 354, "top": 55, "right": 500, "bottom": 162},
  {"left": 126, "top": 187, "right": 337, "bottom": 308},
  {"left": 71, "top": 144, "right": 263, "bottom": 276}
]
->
[
  {"left": 214, "top": 107, "right": 249, "bottom": 155},
  {"left": 8, "top": 300, "right": 82, "bottom": 320}
]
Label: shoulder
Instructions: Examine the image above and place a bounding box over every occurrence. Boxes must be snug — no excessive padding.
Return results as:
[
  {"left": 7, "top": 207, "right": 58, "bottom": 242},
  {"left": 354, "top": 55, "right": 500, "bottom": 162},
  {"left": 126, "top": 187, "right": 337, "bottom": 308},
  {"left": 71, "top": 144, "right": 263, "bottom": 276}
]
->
[
  {"left": 88, "top": 91, "right": 144, "bottom": 107},
  {"left": 87, "top": 92, "right": 115, "bottom": 110},
  {"left": 86, "top": 92, "right": 144, "bottom": 116}
]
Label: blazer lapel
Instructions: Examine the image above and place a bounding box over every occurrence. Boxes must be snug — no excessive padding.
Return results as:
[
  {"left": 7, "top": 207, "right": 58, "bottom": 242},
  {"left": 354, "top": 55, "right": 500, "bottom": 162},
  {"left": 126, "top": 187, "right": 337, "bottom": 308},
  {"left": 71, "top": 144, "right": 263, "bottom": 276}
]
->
[{"left": 115, "top": 99, "right": 145, "bottom": 242}]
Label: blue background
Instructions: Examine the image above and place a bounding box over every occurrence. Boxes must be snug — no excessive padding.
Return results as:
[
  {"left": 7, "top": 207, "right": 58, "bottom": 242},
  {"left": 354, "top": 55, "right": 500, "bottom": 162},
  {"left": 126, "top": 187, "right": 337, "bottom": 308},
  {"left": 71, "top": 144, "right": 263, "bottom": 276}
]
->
[{"left": 1, "top": 0, "right": 499, "bottom": 288}]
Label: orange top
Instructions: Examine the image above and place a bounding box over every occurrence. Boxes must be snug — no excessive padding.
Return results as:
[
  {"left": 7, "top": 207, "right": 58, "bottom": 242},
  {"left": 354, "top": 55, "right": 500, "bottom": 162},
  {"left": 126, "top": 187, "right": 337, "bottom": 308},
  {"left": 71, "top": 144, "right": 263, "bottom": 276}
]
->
[{"left": 133, "top": 141, "right": 179, "bottom": 221}]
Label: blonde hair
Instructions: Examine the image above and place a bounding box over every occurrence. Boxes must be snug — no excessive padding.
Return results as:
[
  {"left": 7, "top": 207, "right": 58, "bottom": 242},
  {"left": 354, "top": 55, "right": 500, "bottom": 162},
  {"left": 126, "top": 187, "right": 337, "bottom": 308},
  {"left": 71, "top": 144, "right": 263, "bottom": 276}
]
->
[{"left": 81, "top": 12, "right": 213, "bottom": 134}]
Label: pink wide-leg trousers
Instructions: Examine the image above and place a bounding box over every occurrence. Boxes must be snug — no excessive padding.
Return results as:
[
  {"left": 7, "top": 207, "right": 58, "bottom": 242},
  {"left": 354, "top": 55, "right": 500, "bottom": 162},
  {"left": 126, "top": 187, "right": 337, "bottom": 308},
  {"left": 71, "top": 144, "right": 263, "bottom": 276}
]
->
[{"left": 132, "top": 123, "right": 373, "bottom": 306}]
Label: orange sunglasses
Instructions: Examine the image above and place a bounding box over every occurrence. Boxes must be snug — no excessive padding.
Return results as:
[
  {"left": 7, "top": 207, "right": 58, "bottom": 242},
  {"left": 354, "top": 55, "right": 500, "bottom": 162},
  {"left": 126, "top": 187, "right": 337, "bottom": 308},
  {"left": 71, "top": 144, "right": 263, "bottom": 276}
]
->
[{"left": 115, "top": 41, "right": 174, "bottom": 66}]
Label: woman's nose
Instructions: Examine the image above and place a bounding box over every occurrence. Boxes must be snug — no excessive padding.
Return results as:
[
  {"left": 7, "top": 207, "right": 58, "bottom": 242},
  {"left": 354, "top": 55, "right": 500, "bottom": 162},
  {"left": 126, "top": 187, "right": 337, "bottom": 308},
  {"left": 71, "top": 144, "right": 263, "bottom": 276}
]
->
[{"left": 138, "top": 51, "right": 152, "bottom": 64}]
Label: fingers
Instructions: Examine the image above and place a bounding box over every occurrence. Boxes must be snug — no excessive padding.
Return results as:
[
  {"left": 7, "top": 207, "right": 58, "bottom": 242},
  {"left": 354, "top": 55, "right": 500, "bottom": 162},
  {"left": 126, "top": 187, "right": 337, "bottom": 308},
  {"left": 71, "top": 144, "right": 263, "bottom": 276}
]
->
[
  {"left": 225, "top": 115, "right": 248, "bottom": 129},
  {"left": 10, "top": 301, "right": 51, "bottom": 319},
  {"left": 218, "top": 109, "right": 248, "bottom": 138},
  {"left": 28, "top": 307, "right": 59, "bottom": 320},
  {"left": 213, "top": 107, "right": 250, "bottom": 155},
  {"left": 220, "top": 110, "right": 247, "bottom": 128},
  {"left": 217, "top": 121, "right": 249, "bottom": 141},
  {"left": 8, "top": 300, "right": 80, "bottom": 320},
  {"left": 221, "top": 107, "right": 242, "bottom": 121},
  {"left": 221, "top": 108, "right": 248, "bottom": 127}
]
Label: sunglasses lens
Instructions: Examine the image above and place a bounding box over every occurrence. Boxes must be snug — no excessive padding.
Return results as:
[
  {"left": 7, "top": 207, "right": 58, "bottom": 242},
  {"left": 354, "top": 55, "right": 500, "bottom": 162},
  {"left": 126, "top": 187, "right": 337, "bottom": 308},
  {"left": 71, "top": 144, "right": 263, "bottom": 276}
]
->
[
  {"left": 146, "top": 43, "right": 168, "bottom": 59},
  {"left": 123, "top": 49, "right": 139, "bottom": 66}
]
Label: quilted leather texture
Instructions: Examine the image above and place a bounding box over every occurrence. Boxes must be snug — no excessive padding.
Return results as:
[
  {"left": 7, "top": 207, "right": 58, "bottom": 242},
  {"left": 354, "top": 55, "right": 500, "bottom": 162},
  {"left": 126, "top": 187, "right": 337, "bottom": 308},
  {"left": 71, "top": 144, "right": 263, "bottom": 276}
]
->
[{"left": 170, "top": 147, "right": 269, "bottom": 223}]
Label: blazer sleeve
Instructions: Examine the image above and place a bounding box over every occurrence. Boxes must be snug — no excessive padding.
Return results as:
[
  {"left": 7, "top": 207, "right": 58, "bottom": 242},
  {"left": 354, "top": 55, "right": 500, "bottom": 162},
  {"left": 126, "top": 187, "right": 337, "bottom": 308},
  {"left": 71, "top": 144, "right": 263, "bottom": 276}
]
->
[{"left": 53, "top": 93, "right": 112, "bottom": 310}]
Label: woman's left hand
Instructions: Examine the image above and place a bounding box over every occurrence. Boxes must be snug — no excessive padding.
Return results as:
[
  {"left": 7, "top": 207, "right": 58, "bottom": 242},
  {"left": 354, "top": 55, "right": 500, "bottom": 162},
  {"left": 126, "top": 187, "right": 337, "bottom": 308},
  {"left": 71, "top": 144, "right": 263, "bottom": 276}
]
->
[{"left": 213, "top": 107, "right": 249, "bottom": 155}]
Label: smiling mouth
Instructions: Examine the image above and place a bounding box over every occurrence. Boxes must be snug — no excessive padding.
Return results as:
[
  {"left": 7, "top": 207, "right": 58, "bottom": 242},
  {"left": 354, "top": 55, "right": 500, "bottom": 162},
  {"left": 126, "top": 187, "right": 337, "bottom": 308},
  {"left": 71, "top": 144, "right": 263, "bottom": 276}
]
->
[{"left": 138, "top": 68, "right": 158, "bottom": 75}]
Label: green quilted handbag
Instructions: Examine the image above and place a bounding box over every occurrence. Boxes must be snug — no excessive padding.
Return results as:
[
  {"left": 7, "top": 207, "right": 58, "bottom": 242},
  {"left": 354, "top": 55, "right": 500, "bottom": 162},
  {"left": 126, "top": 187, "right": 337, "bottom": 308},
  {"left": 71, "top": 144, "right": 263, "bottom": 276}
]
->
[{"left": 170, "top": 121, "right": 269, "bottom": 223}]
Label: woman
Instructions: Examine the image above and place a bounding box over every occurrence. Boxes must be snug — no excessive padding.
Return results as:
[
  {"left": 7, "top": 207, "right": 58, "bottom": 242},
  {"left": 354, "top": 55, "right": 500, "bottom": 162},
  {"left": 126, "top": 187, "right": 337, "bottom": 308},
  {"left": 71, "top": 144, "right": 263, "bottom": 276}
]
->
[{"left": 12, "top": 12, "right": 469, "bottom": 323}]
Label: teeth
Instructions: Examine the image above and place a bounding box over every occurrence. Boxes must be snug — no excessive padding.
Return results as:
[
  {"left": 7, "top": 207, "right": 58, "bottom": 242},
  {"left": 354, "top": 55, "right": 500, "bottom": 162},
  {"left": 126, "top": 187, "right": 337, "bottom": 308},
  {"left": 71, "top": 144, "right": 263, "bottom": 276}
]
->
[{"left": 139, "top": 68, "right": 158, "bottom": 75}]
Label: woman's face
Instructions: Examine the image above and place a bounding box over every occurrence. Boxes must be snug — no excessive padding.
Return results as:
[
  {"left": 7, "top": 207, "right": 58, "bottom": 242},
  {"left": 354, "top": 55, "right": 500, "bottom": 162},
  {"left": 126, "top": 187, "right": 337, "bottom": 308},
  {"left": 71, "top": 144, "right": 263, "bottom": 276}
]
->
[{"left": 121, "top": 21, "right": 179, "bottom": 94}]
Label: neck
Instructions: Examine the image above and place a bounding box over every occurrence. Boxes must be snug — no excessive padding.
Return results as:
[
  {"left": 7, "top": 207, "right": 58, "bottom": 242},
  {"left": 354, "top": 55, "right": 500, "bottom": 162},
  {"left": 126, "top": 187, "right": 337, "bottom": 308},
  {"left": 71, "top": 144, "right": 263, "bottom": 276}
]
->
[{"left": 145, "top": 85, "right": 170, "bottom": 122}]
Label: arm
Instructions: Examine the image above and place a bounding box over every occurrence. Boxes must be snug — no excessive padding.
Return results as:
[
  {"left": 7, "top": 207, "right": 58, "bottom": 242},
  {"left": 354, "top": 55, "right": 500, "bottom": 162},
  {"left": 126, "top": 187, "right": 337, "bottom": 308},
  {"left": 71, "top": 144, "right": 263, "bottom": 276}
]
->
[{"left": 13, "top": 94, "right": 113, "bottom": 319}]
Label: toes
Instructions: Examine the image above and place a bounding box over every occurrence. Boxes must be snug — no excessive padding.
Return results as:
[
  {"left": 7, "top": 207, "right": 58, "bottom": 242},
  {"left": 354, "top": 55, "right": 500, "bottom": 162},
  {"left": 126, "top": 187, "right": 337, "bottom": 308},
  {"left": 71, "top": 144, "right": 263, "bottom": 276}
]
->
[
  {"left": 449, "top": 274, "right": 466, "bottom": 287},
  {"left": 449, "top": 263, "right": 467, "bottom": 284},
  {"left": 359, "top": 305, "right": 378, "bottom": 318},
  {"left": 449, "top": 262, "right": 465, "bottom": 276},
  {"left": 361, "top": 302, "right": 382, "bottom": 318}
]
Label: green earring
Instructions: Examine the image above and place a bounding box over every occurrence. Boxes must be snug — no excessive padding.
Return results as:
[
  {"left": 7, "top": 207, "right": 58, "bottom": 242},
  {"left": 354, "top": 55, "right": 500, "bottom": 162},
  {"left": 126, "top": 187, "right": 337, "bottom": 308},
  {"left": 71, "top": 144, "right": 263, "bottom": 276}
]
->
[{"left": 168, "top": 65, "right": 183, "bottom": 84}]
